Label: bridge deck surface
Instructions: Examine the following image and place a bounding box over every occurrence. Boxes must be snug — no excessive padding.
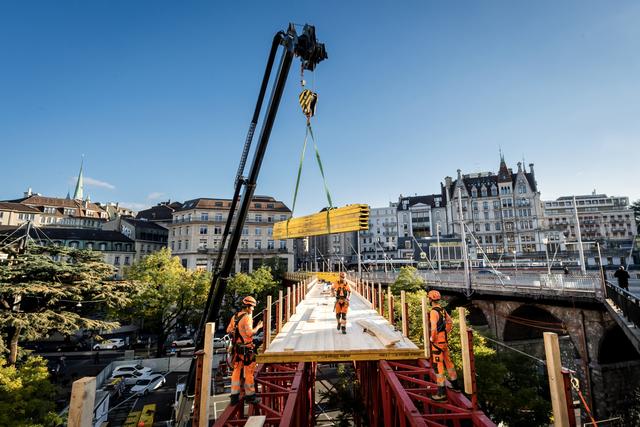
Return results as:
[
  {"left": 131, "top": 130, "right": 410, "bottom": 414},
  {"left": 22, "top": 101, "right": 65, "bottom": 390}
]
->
[{"left": 257, "top": 282, "right": 422, "bottom": 363}]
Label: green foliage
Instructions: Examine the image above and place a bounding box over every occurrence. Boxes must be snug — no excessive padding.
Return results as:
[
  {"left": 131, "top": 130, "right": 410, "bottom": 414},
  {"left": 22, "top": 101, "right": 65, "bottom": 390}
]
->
[
  {"left": 0, "top": 355, "right": 61, "bottom": 427},
  {"left": 391, "top": 266, "right": 425, "bottom": 294},
  {"left": 124, "top": 248, "right": 210, "bottom": 356},
  {"left": 259, "top": 257, "right": 287, "bottom": 283},
  {"left": 0, "top": 244, "right": 131, "bottom": 363},
  {"left": 222, "top": 266, "right": 279, "bottom": 321}
]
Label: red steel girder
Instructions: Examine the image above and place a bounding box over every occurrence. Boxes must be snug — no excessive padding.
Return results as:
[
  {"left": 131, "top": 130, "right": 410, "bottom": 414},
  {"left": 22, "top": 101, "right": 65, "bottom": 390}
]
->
[
  {"left": 358, "top": 359, "right": 495, "bottom": 427},
  {"left": 213, "top": 362, "right": 315, "bottom": 427}
]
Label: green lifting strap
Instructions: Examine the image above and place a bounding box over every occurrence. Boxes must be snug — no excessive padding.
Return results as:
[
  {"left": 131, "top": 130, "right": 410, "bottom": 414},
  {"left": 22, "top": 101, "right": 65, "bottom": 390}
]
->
[{"left": 286, "top": 121, "right": 334, "bottom": 238}]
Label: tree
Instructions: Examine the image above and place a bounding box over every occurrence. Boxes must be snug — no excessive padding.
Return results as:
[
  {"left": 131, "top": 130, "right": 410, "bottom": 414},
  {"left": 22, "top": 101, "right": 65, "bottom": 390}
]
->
[
  {"left": 0, "top": 244, "right": 131, "bottom": 365},
  {"left": 0, "top": 354, "right": 61, "bottom": 427},
  {"left": 221, "top": 266, "right": 279, "bottom": 323},
  {"left": 632, "top": 200, "right": 640, "bottom": 234},
  {"left": 124, "top": 248, "right": 210, "bottom": 356},
  {"left": 391, "top": 266, "right": 425, "bottom": 294}
]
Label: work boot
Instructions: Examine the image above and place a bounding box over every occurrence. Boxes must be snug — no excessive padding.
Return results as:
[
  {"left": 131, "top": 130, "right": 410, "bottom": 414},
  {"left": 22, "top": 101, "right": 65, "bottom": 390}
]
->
[
  {"left": 447, "top": 378, "right": 461, "bottom": 391},
  {"left": 431, "top": 386, "right": 447, "bottom": 402},
  {"left": 229, "top": 393, "right": 240, "bottom": 405},
  {"left": 337, "top": 323, "right": 341, "bottom": 331},
  {"left": 245, "top": 394, "right": 261, "bottom": 405},
  {"left": 341, "top": 326, "right": 346, "bottom": 334}
]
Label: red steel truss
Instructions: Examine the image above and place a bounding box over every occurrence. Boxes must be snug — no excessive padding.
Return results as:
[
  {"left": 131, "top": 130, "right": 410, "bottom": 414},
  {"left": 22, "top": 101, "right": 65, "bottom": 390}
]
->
[
  {"left": 356, "top": 359, "right": 496, "bottom": 427},
  {"left": 213, "top": 362, "right": 315, "bottom": 427}
]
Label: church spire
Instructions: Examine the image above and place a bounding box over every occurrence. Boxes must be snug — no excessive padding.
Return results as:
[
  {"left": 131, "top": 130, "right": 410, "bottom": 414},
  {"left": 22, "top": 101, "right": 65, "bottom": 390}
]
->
[{"left": 73, "top": 156, "right": 84, "bottom": 200}]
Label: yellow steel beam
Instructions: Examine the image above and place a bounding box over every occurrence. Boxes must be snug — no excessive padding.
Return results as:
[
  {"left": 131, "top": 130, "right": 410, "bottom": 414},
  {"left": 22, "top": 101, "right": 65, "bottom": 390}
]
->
[
  {"left": 273, "top": 204, "right": 369, "bottom": 239},
  {"left": 257, "top": 348, "right": 423, "bottom": 363}
]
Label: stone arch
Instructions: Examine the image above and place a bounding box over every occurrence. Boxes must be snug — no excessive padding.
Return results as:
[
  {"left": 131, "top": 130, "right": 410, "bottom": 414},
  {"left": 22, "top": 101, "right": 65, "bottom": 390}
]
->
[
  {"left": 598, "top": 325, "right": 640, "bottom": 364},
  {"left": 466, "top": 304, "right": 489, "bottom": 327},
  {"left": 503, "top": 304, "right": 567, "bottom": 341}
]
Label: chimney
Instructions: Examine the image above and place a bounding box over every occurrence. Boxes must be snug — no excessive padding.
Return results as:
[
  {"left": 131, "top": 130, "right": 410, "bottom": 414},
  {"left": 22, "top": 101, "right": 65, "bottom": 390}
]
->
[
  {"left": 457, "top": 169, "right": 462, "bottom": 180},
  {"left": 529, "top": 163, "right": 535, "bottom": 176},
  {"left": 517, "top": 162, "right": 522, "bottom": 172},
  {"left": 24, "top": 187, "right": 33, "bottom": 197}
]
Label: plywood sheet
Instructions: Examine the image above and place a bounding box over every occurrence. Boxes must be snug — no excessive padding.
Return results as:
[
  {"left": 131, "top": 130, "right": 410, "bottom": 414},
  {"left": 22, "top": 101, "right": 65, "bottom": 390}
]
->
[{"left": 258, "top": 282, "right": 421, "bottom": 363}]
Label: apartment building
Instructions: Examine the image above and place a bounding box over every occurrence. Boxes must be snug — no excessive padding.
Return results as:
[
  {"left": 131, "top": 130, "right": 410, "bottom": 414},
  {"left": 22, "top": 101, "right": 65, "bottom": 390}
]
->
[
  {"left": 360, "top": 203, "right": 398, "bottom": 262},
  {"left": 168, "top": 196, "right": 294, "bottom": 272}
]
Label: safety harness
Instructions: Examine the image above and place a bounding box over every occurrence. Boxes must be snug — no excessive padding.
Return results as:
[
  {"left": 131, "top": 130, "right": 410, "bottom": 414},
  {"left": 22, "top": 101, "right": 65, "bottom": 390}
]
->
[
  {"left": 431, "top": 306, "right": 451, "bottom": 354},
  {"left": 230, "top": 312, "right": 255, "bottom": 365},
  {"left": 334, "top": 282, "right": 349, "bottom": 299}
]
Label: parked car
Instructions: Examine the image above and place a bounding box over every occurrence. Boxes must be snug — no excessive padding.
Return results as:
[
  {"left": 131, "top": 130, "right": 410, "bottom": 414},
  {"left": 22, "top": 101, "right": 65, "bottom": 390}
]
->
[
  {"left": 213, "top": 335, "right": 231, "bottom": 349},
  {"left": 171, "top": 336, "right": 194, "bottom": 347},
  {"left": 476, "top": 269, "right": 511, "bottom": 281},
  {"left": 112, "top": 363, "right": 153, "bottom": 377},
  {"left": 93, "top": 338, "right": 126, "bottom": 350},
  {"left": 130, "top": 374, "right": 166, "bottom": 396},
  {"left": 111, "top": 370, "right": 155, "bottom": 386}
]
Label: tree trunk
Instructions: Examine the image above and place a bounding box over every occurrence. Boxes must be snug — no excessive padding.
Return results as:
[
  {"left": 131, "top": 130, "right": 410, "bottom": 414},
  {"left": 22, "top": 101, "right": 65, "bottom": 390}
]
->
[
  {"left": 156, "top": 331, "right": 166, "bottom": 358},
  {"left": 7, "top": 326, "right": 21, "bottom": 365}
]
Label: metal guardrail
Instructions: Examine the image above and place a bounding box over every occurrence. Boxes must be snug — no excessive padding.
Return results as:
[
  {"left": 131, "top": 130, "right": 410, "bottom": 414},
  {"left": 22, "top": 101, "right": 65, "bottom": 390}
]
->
[
  {"left": 360, "top": 270, "right": 604, "bottom": 299},
  {"left": 604, "top": 280, "right": 640, "bottom": 328}
]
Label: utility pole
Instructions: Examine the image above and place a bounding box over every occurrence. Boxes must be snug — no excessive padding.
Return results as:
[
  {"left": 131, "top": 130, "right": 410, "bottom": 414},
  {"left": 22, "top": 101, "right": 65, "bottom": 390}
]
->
[
  {"left": 436, "top": 223, "right": 442, "bottom": 273},
  {"left": 573, "top": 196, "right": 586, "bottom": 274},
  {"left": 457, "top": 188, "right": 471, "bottom": 294}
]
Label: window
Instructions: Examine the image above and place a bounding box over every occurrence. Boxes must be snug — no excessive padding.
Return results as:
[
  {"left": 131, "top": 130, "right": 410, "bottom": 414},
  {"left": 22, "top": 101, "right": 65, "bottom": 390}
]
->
[
  {"left": 199, "top": 239, "right": 207, "bottom": 249},
  {"left": 491, "top": 186, "right": 497, "bottom": 196},
  {"left": 114, "top": 256, "right": 120, "bottom": 265},
  {"left": 255, "top": 214, "right": 262, "bottom": 222},
  {"left": 267, "top": 240, "right": 275, "bottom": 249},
  {"left": 255, "top": 227, "right": 262, "bottom": 235},
  {"left": 214, "top": 226, "right": 222, "bottom": 235},
  {"left": 471, "top": 187, "right": 478, "bottom": 198},
  {"left": 201, "top": 212, "right": 209, "bottom": 221},
  {"left": 178, "top": 240, "right": 182, "bottom": 250},
  {"left": 495, "top": 222, "right": 502, "bottom": 231},
  {"left": 267, "top": 203, "right": 274, "bottom": 209},
  {"left": 115, "top": 243, "right": 122, "bottom": 251},
  {"left": 86, "top": 242, "right": 94, "bottom": 250},
  {"left": 242, "top": 227, "right": 249, "bottom": 235},
  {"left": 483, "top": 201, "right": 489, "bottom": 210},
  {"left": 124, "top": 256, "right": 130, "bottom": 265},
  {"left": 241, "top": 239, "right": 248, "bottom": 249},
  {"left": 267, "top": 228, "right": 273, "bottom": 236},
  {"left": 171, "top": 241, "right": 175, "bottom": 250},
  {"left": 255, "top": 203, "right": 262, "bottom": 209},
  {"left": 99, "top": 242, "right": 107, "bottom": 250},
  {"left": 215, "top": 213, "right": 223, "bottom": 221},
  {"left": 279, "top": 240, "right": 287, "bottom": 249},
  {"left": 481, "top": 187, "right": 487, "bottom": 197},
  {"left": 184, "top": 240, "right": 189, "bottom": 250},
  {"left": 213, "top": 239, "right": 220, "bottom": 248},
  {"left": 200, "top": 226, "right": 208, "bottom": 235},
  {"left": 279, "top": 215, "right": 287, "bottom": 221},
  {"left": 255, "top": 240, "right": 262, "bottom": 249},
  {"left": 485, "top": 223, "right": 491, "bottom": 231}
]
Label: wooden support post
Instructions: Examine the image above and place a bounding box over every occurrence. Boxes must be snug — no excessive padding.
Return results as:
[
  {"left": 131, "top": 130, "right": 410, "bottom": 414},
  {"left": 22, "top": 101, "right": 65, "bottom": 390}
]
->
[
  {"left": 68, "top": 377, "right": 96, "bottom": 427},
  {"left": 196, "top": 322, "right": 215, "bottom": 427},
  {"left": 544, "top": 332, "right": 571, "bottom": 427},
  {"left": 378, "top": 283, "right": 383, "bottom": 316},
  {"left": 371, "top": 283, "right": 377, "bottom": 311},
  {"left": 458, "top": 307, "right": 473, "bottom": 394},
  {"left": 265, "top": 296, "right": 272, "bottom": 348},
  {"left": 400, "top": 291, "right": 408, "bottom": 337},
  {"left": 421, "top": 295, "right": 430, "bottom": 359},
  {"left": 286, "top": 287, "right": 291, "bottom": 321},
  {"left": 277, "top": 290, "right": 283, "bottom": 333},
  {"left": 387, "top": 286, "right": 393, "bottom": 324}
]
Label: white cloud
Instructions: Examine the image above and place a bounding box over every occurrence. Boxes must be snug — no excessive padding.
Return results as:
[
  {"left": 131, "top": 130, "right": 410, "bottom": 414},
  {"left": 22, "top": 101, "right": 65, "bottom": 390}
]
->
[
  {"left": 71, "top": 176, "right": 116, "bottom": 190},
  {"left": 147, "top": 192, "right": 166, "bottom": 200}
]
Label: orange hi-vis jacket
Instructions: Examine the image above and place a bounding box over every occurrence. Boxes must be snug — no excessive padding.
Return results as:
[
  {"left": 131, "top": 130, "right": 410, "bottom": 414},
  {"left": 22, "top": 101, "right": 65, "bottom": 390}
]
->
[
  {"left": 430, "top": 305, "right": 453, "bottom": 345},
  {"left": 332, "top": 281, "right": 351, "bottom": 299},
  {"left": 226, "top": 311, "right": 255, "bottom": 346}
]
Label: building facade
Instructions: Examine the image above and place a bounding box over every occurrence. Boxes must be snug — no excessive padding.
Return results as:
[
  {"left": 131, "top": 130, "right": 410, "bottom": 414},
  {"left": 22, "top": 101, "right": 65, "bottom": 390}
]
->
[
  {"left": 0, "top": 202, "right": 41, "bottom": 227},
  {"left": 360, "top": 203, "right": 398, "bottom": 263},
  {"left": 167, "top": 196, "right": 294, "bottom": 272},
  {"left": 103, "top": 217, "right": 168, "bottom": 262},
  {"left": 443, "top": 159, "right": 546, "bottom": 257}
]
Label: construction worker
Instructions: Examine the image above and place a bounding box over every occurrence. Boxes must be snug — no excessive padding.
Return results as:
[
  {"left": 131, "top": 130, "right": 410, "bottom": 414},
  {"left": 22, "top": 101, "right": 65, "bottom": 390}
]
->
[
  {"left": 331, "top": 272, "right": 351, "bottom": 334},
  {"left": 428, "top": 289, "right": 460, "bottom": 401},
  {"left": 226, "top": 296, "right": 263, "bottom": 405}
]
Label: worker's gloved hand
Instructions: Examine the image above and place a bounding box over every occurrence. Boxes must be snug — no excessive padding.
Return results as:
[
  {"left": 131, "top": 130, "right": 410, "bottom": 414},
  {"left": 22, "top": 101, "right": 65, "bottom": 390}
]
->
[{"left": 256, "top": 320, "right": 264, "bottom": 330}]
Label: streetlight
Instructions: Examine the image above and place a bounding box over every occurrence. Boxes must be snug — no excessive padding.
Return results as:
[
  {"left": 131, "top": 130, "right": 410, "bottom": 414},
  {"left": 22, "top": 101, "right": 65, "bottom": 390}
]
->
[
  {"left": 542, "top": 237, "right": 551, "bottom": 275},
  {"left": 512, "top": 249, "right": 518, "bottom": 276}
]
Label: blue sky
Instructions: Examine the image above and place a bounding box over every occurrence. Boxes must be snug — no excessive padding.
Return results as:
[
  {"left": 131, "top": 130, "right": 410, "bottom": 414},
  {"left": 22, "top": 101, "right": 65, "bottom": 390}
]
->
[{"left": 1, "top": 1, "right": 639, "bottom": 214}]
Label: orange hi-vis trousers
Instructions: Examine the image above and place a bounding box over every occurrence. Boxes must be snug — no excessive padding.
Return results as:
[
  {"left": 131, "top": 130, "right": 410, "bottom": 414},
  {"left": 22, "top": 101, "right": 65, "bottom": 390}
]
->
[
  {"left": 431, "top": 341, "right": 457, "bottom": 387},
  {"left": 230, "top": 360, "right": 256, "bottom": 397}
]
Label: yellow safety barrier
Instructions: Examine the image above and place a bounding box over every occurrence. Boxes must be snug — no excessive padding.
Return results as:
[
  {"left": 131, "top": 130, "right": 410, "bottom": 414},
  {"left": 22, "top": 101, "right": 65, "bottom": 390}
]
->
[
  {"left": 123, "top": 411, "right": 141, "bottom": 427},
  {"left": 315, "top": 272, "right": 339, "bottom": 282},
  {"left": 137, "top": 404, "right": 156, "bottom": 427},
  {"left": 273, "top": 204, "right": 369, "bottom": 239}
]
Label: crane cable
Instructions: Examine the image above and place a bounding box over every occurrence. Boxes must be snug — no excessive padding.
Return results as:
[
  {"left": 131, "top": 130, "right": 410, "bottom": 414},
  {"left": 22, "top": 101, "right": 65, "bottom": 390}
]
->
[{"left": 286, "top": 69, "right": 333, "bottom": 238}]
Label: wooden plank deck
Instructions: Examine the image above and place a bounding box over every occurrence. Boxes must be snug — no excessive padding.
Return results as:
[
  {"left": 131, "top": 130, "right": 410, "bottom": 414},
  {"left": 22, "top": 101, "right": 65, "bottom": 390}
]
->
[{"left": 257, "top": 281, "right": 422, "bottom": 363}]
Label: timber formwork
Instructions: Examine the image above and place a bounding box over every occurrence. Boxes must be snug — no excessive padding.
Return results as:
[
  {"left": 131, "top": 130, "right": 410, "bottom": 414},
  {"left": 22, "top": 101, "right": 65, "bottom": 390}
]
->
[
  {"left": 356, "top": 359, "right": 495, "bottom": 427},
  {"left": 213, "top": 362, "right": 315, "bottom": 427}
]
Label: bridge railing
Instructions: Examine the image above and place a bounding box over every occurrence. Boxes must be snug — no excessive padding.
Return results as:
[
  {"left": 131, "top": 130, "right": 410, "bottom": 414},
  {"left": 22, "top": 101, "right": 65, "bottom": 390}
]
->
[
  {"left": 605, "top": 280, "right": 640, "bottom": 328},
  {"left": 361, "top": 270, "right": 604, "bottom": 299}
]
